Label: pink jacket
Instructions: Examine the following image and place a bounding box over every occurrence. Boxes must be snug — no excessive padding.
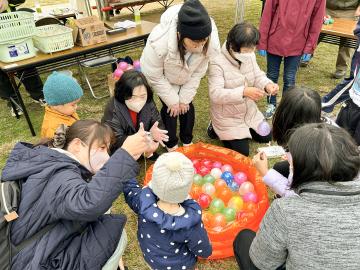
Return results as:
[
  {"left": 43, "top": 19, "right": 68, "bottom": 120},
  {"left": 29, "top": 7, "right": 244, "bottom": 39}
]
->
[
  {"left": 208, "top": 43, "right": 272, "bottom": 141},
  {"left": 258, "top": 0, "right": 326, "bottom": 56}
]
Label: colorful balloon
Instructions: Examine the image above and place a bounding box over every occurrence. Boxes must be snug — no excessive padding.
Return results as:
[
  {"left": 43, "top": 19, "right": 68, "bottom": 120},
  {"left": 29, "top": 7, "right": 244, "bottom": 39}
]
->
[
  {"left": 210, "top": 168, "right": 222, "bottom": 179},
  {"left": 227, "top": 196, "right": 244, "bottom": 212},
  {"left": 113, "top": 69, "right": 123, "bottom": 78},
  {"left": 239, "top": 181, "right": 255, "bottom": 196},
  {"left": 242, "top": 192, "right": 258, "bottom": 203},
  {"left": 257, "top": 121, "right": 271, "bottom": 136},
  {"left": 229, "top": 181, "right": 240, "bottom": 192},
  {"left": 192, "top": 159, "right": 201, "bottom": 167},
  {"left": 210, "top": 213, "right": 227, "bottom": 228},
  {"left": 190, "top": 185, "right": 202, "bottom": 200},
  {"left": 216, "top": 187, "right": 233, "bottom": 204},
  {"left": 221, "top": 164, "right": 233, "bottom": 173},
  {"left": 202, "top": 183, "right": 216, "bottom": 196},
  {"left": 197, "top": 193, "right": 212, "bottom": 209},
  {"left": 221, "top": 171, "right": 234, "bottom": 185},
  {"left": 201, "top": 159, "right": 213, "bottom": 168},
  {"left": 212, "top": 161, "right": 222, "bottom": 169},
  {"left": 133, "top": 60, "right": 141, "bottom": 69},
  {"left": 199, "top": 166, "right": 211, "bottom": 176},
  {"left": 118, "top": 61, "right": 128, "bottom": 70},
  {"left": 222, "top": 207, "right": 236, "bottom": 222},
  {"left": 209, "top": 198, "right": 225, "bottom": 214},
  {"left": 214, "top": 179, "right": 227, "bottom": 190},
  {"left": 193, "top": 174, "right": 203, "bottom": 186},
  {"left": 234, "top": 172, "right": 248, "bottom": 185},
  {"left": 203, "top": 174, "right": 216, "bottom": 184}
]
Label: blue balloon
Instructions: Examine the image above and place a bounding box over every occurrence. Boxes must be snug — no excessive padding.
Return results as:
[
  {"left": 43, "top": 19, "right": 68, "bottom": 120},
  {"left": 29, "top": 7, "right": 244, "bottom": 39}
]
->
[
  {"left": 221, "top": 171, "right": 234, "bottom": 185},
  {"left": 229, "top": 181, "right": 240, "bottom": 192}
]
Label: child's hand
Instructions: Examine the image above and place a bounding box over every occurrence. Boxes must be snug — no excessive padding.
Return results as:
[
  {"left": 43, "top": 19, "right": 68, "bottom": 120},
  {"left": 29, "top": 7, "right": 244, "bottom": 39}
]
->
[
  {"left": 244, "top": 87, "right": 265, "bottom": 101},
  {"left": 252, "top": 152, "right": 269, "bottom": 177},
  {"left": 121, "top": 123, "right": 149, "bottom": 160},
  {"left": 179, "top": 103, "right": 190, "bottom": 115},
  {"left": 150, "top": 121, "right": 169, "bottom": 147},
  {"left": 265, "top": 83, "right": 279, "bottom": 96},
  {"left": 167, "top": 103, "right": 180, "bottom": 117}
]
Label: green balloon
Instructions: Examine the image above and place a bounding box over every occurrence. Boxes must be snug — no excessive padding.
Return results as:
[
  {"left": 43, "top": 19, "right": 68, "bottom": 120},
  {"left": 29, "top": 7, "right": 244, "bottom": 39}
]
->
[
  {"left": 209, "top": 198, "right": 225, "bottom": 214},
  {"left": 223, "top": 207, "right": 236, "bottom": 222},
  {"left": 193, "top": 174, "right": 203, "bottom": 186},
  {"left": 203, "top": 174, "right": 215, "bottom": 184}
]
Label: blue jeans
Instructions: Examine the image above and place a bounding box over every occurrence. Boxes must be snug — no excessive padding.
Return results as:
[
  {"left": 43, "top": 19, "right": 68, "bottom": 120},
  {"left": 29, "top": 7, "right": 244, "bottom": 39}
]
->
[{"left": 266, "top": 53, "right": 301, "bottom": 106}]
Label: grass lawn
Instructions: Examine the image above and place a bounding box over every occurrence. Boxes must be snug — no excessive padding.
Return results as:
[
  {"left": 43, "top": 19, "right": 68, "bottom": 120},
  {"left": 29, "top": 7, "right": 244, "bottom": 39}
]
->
[{"left": 0, "top": 0, "right": 344, "bottom": 269}]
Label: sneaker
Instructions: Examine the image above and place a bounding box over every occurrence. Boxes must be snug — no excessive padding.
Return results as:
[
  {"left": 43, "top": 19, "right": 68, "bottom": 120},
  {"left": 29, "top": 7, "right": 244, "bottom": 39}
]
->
[
  {"left": 332, "top": 70, "right": 346, "bottom": 79},
  {"left": 207, "top": 121, "right": 218, "bottom": 139},
  {"left": 182, "top": 142, "right": 193, "bottom": 147},
  {"left": 264, "top": 104, "right": 276, "bottom": 120},
  {"left": 32, "top": 98, "right": 47, "bottom": 106},
  {"left": 299, "top": 60, "right": 309, "bottom": 68},
  {"left": 166, "top": 144, "right": 179, "bottom": 152},
  {"left": 9, "top": 103, "right": 23, "bottom": 117}
]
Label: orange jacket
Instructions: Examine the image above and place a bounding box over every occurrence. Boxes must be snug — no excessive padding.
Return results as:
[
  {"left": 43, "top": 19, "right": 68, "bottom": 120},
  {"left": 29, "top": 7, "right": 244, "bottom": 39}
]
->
[{"left": 41, "top": 106, "right": 79, "bottom": 138}]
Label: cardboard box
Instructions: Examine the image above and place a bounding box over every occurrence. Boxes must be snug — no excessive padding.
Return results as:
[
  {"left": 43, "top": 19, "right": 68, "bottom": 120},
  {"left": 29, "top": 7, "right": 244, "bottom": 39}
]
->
[{"left": 71, "top": 16, "right": 107, "bottom": 47}]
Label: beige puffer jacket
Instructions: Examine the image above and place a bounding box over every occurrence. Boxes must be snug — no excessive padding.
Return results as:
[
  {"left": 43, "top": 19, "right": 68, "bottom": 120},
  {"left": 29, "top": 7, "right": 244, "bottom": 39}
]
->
[
  {"left": 208, "top": 43, "right": 272, "bottom": 141},
  {"left": 140, "top": 5, "right": 220, "bottom": 107}
]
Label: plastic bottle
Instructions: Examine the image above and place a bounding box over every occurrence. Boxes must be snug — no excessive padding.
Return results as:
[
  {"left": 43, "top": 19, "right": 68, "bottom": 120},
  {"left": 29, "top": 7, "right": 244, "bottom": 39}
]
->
[
  {"left": 134, "top": 7, "right": 141, "bottom": 25},
  {"left": 35, "top": 0, "right": 42, "bottom": 13}
]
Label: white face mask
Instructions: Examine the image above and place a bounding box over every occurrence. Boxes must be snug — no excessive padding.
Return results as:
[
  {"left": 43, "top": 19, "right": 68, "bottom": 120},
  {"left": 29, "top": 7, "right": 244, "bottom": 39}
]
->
[
  {"left": 125, "top": 98, "right": 146, "bottom": 113},
  {"left": 86, "top": 149, "right": 110, "bottom": 173},
  {"left": 232, "top": 52, "right": 256, "bottom": 64},
  {"left": 185, "top": 44, "right": 204, "bottom": 54}
]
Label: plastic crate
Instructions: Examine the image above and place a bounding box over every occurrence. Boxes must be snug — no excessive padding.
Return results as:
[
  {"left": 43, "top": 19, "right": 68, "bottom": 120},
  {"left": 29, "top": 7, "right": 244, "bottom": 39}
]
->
[
  {"left": 33, "top": 25, "right": 74, "bottom": 54},
  {"left": 0, "top": 37, "right": 35, "bottom": 63},
  {"left": 0, "top": 12, "right": 36, "bottom": 43}
]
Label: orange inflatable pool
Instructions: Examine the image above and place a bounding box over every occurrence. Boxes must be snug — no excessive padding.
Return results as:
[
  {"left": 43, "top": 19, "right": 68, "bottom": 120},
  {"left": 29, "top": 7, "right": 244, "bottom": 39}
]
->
[{"left": 144, "top": 142, "right": 269, "bottom": 259}]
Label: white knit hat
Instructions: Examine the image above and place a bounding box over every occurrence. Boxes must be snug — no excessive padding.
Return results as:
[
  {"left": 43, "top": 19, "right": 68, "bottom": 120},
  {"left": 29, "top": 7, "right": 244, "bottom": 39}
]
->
[{"left": 149, "top": 152, "right": 194, "bottom": 203}]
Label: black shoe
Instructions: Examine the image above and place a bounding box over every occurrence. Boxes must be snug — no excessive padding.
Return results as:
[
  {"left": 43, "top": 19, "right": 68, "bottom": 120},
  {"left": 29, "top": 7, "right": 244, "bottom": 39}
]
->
[
  {"left": 207, "top": 121, "right": 218, "bottom": 139},
  {"left": 8, "top": 101, "right": 23, "bottom": 117}
]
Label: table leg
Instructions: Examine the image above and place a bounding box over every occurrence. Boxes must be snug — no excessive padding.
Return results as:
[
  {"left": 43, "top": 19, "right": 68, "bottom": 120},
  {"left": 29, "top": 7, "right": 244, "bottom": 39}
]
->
[{"left": 8, "top": 71, "right": 36, "bottom": 136}]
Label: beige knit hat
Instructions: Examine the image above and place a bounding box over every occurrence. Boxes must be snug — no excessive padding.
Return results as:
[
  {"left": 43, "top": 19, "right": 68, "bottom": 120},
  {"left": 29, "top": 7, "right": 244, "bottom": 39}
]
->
[{"left": 149, "top": 152, "right": 194, "bottom": 203}]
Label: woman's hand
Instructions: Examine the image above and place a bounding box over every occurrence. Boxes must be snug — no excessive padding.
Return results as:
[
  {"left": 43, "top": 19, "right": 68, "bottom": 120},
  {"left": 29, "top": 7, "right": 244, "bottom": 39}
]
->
[
  {"left": 167, "top": 103, "right": 180, "bottom": 117},
  {"left": 150, "top": 121, "right": 169, "bottom": 147},
  {"left": 121, "top": 123, "right": 150, "bottom": 160},
  {"left": 179, "top": 103, "right": 190, "bottom": 115},
  {"left": 265, "top": 83, "right": 279, "bottom": 96},
  {"left": 252, "top": 152, "right": 269, "bottom": 177},
  {"left": 244, "top": 87, "right": 265, "bottom": 101},
  {"left": 0, "top": 0, "right": 9, "bottom": 12}
]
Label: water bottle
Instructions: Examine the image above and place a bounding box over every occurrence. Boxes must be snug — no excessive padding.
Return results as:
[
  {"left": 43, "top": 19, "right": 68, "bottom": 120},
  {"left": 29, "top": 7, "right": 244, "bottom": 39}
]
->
[
  {"left": 35, "top": 0, "right": 42, "bottom": 13},
  {"left": 134, "top": 7, "right": 141, "bottom": 25}
]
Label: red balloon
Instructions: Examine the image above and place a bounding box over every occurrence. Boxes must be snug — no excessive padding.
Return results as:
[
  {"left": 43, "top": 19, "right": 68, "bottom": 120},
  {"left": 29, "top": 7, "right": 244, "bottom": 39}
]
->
[
  {"left": 210, "top": 213, "right": 227, "bottom": 228},
  {"left": 192, "top": 159, "right": 201, "bottom": 167},
  {"left": 199, "top": 166, "right": 211, "bottom": 176},
  {"left": 217, "top": 187, "right": 233, "bottom": 204},
  {"left": 201, "top": 159, "right": 213, "bottom": 168},
  {"left": 191, "top": 185, "right": 202, "bottom": 200},
  {"left": 197, "top": 193, "right": 212, "bottom": 209}
]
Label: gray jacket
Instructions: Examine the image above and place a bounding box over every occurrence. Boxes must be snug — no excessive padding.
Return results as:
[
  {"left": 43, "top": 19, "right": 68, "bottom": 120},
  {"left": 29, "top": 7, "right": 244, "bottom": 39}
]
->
[
  {"left": 250, "top": 179, "right": 360, "bottom": 270},
  {"left": 327, "top": 0, "right": 360, "bottom": 10}
]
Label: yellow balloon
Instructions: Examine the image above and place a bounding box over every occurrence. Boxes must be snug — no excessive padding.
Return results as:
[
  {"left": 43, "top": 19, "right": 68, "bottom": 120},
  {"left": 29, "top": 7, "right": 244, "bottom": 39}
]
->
[{"left": 227, "top": 196, "right": 244, "bottom": 211}]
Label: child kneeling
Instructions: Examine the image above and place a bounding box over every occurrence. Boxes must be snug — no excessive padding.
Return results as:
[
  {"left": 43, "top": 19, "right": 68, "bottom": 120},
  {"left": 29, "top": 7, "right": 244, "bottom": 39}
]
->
[
  {"left": 124, "top": 152, "right": 212, "bottom": 270},
  {"left": 208, "top": 22, "right": 278, "bottom": 156}
]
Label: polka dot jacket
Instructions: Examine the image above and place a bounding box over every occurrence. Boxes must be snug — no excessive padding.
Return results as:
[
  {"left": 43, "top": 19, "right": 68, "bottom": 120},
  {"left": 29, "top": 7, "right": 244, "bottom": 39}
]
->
[{"left": 124, "top": 179, "right": 212, "bottom": 270}]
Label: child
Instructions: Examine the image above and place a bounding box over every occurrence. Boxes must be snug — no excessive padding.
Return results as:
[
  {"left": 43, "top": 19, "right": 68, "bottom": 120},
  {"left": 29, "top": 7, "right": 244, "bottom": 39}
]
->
[
  {"left": 102, "top": 70, "right": 168, "bottom": 157},
  {"left": 41, "top": 71, "right": 83, "bottom": 138},
  {"left": 258, "top": 0, "right": 326, "bottom": 119},
  {"left": 123, "top": 152, "right": 212, "bottom": 270},
  {"left": 208, "top": 22, "right": 278, "bottom": 156},
  {"left": 336, "top": 69, "right": 360, "bottom": 145}
]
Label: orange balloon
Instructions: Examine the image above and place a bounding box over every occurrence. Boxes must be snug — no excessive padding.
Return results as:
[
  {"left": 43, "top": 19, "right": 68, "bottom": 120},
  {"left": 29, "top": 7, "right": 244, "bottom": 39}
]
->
[
  {"left": 202, "top": 212, "right": 213, "bottom": 227},
  {"left": 214, "top": 179, "right": 227, "bottom": 190},
  {"left": 210, "top": 213, "right": 227, "bottom": 228},
  {"left": 191, "top": 185, "right": 202, "bottom": 200},
  {"left": 217, "top": 187, "right": 233, "bottom": 204},
  {"left": 244, "top": 202, "right": 257, "bottom": 212}
]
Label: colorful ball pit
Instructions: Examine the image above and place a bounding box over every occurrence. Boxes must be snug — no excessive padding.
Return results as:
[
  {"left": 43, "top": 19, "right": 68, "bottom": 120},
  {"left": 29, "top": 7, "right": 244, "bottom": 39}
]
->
[{"left": 143, "top": 142, "right": 269, "bottom": 259}]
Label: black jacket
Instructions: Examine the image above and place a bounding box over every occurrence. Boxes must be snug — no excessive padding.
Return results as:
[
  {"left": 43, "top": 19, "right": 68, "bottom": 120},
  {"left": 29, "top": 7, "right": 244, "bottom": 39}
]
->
[{"left": 102, "top": 97, "right": 164, "bottom": 154}]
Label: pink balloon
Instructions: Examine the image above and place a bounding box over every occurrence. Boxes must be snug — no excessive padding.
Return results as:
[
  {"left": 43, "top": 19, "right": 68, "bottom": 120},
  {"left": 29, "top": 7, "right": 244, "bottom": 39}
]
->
[
  {"left": 133, "top": 60, "right": 141, "bottom": 69},
  {"left": 257, "top": 121, "right": 271, "bottom": 136},
  {"left": 113, "top": 69, "right": 123, "bottom": 78},
  {"left": 239, "top": 181, "right": 255, "bottom": 196},
  {"left": 212, "top": 161, "right": 222, "bottom": 169},
  {"left": 118, "top": 62, "right": 128, "bottom": 70},
  {"left": 242, "top": 192, "right": 258, "bottom": 203},
  {"left": 234, "top": 172, "right": 248, "bottom": 185},
  {"left": 221, "top": 164, "right": 233, "bottom": 173}
]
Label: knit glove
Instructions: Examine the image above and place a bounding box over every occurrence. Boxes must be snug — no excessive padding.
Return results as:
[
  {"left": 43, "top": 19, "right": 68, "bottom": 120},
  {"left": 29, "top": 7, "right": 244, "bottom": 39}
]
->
[{"left": 301, "top": 53, "right": 312, "bottom": 62}]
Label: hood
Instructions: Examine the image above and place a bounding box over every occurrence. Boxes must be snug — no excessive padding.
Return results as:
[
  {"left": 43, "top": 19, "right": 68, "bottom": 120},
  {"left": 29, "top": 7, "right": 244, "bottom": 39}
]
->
[
  {"left": 159, "top": 4, "right": 182, "bottom": 26},
  {"left": 221, "top": 42, "right": 240, "bottom": 67},
  {"left": 1, "top": 142, "right": 90, "bottom": 182},
  {"left": 139, "top": 187, "right": 202, "bottom": 230}
]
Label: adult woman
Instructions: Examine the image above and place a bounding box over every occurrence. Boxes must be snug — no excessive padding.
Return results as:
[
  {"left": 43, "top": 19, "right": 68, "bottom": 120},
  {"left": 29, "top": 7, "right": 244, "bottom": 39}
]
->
[
  {"left": 140, "top": 0, "right": 220, "bottom": 151},
  {"left": 233, "top": 123, "right": 360, "bottom": 270},
  {"left": 2, "top": 120, "right": 152, "bottom": 270}
]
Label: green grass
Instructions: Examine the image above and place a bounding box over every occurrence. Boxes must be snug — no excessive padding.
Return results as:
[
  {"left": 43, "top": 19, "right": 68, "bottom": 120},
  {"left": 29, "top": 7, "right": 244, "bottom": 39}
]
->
[{"left": 0, "top": 1, "right": 346, "bottom": 269}]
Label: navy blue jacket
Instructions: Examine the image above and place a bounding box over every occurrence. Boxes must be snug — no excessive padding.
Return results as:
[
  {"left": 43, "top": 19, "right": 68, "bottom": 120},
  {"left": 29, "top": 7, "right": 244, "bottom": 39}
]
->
[
  {"left": 1, "top": 142, "right": 139, "bottom": 270},
  {"left": 123, "top": 179, "right": 212, "bottom": 270}
]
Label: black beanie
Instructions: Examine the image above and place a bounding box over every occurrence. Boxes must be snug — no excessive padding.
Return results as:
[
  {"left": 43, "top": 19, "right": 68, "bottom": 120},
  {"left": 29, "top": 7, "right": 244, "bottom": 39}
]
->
[{"left": 177, "top": 0, "right": 212, "bottom": 40}]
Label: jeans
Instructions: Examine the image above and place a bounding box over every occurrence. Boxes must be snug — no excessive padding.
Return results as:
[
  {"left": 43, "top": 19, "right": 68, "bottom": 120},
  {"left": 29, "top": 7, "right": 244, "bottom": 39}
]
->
[{"left": 266, "top": 53, "right": 301, "bottom": 106}]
